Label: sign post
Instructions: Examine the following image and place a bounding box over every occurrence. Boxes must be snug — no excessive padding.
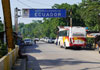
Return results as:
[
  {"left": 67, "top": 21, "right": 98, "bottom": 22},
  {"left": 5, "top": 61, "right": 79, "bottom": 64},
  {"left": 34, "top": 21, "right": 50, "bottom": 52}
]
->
[{"left": 70, "top": 9, "right": 72, "bottom": 27}]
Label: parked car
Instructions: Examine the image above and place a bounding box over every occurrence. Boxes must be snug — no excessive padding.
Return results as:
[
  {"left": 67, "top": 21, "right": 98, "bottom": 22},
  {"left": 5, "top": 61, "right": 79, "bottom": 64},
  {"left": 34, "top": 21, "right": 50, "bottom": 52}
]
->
[
  {"left": 48, "top": 38, "right": 56, "bottom": 43},
  {"left": 40, "top": 38, "right": 44, "bottom": 41},
  {"left": 46, "top": 38, "right": 49, "bottom": 42},
  {"left": 43, "top": 37, "right": 49, "bottom": 42},
  {"left": 24, "top": 38, "right": 33, "bottom": 46},
  {"left": 54, "top": 38, "right": 58, "bottom": 45}
]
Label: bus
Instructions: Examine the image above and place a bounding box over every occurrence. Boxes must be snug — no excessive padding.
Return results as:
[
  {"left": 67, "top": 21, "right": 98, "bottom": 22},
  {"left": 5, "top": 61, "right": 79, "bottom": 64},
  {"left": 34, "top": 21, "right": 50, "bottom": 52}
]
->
[{"left": 57, "top": 26, "right": 86, "bottom": 48}]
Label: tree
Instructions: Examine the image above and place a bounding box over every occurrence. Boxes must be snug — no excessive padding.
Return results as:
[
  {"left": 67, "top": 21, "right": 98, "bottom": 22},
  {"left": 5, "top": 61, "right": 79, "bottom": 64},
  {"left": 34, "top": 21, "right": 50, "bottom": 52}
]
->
[
  {"left": 79, "top": 0, "right": 100, "bottom": 31},
  {"left": 18, "top": 20, "right": 43, "bottom": 38}
]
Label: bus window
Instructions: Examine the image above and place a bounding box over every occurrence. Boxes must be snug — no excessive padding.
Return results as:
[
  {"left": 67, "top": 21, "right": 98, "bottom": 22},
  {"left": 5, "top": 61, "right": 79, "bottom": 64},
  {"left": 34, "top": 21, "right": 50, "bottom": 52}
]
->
[
  {"left": 59, "top": 31, "right": 62, "bottom": 36},
  {"left": 59, "top": 30, "right": 68, "bottom": 36},
  {"left": 73, "top": 33, "right": 84, "bottom": 36},
  {"left": 63, "top": 30, "right": 67, "bottom": 36}
]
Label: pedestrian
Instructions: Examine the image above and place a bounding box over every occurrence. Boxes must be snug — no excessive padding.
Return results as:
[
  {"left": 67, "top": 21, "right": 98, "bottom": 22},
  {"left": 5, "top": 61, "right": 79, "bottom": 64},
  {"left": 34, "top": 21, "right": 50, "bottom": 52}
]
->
[
  {"left": 95, "top": 35, "right": 100, "bottom": 53},
  {"left": 34, "top": 40, "right": 36, "bottom": 44},
  {"left": 97, "top": 40, "right": 100, "bottom": 53}
]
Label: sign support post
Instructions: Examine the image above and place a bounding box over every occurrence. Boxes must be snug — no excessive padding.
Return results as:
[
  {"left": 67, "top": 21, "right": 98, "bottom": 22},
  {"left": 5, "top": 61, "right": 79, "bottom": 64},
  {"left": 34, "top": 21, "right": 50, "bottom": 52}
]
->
[{"left": 70, "top": 9, "right": 72, "bottom": 27}]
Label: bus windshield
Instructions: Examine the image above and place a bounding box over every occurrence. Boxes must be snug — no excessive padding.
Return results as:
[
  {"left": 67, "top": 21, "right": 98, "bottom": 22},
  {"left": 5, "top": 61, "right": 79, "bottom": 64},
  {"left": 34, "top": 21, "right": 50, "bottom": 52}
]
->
[{"left": 59, "top": 30, "right": 68, "bottom": 36}]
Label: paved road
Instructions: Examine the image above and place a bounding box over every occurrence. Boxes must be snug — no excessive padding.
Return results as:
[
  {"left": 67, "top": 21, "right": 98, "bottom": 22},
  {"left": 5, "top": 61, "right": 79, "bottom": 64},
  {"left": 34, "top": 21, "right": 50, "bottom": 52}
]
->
[{"left": 23, "top": 41, "right": 100, "bottom": 70}]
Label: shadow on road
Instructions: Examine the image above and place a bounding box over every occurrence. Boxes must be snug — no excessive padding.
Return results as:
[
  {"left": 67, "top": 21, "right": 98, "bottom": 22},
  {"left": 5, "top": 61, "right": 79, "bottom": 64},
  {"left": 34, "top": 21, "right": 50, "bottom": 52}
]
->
[
  {"left": 38, "top": 58, "right": 100, "bottom": 66},
  {"left": 26, "top": 55, "right": 100, "bottom": 70},
  {"left": 80, "top": 66, "right": 100, "bottom": 70},
  {"left": 27, "top": 55, "right": 41, "bottom": 70},
  {"left": 39, "top": 58, "right": 100, "bottom": 70},
  {"left": 21, "top": 44, "right": 42, "bottom": 53},
  {"left": 65, "top": 47, "right": 96, "bottom": 51}
]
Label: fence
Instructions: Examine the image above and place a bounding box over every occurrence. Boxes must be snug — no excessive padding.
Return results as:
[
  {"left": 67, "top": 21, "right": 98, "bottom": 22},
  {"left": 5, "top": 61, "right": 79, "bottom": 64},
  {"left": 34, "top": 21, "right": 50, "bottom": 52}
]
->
[{"left": 0, "top": 46, "right": 19, "bottom": 70}]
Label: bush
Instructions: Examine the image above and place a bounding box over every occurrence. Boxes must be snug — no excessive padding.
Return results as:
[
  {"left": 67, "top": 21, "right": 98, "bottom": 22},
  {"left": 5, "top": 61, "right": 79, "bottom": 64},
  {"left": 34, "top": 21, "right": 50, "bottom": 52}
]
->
[
  {"left": 86, "top": 38, "right": 95, "bottom": 48},
  {"left": 86, "top": 38, "right": 94, "bottom": 44},
  {"left": 0, "top": 43, "right": 8, "bottom": 58}
]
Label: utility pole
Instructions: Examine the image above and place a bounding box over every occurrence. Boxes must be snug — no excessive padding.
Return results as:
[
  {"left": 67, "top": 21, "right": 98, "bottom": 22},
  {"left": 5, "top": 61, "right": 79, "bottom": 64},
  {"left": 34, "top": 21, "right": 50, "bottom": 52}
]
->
[
  {"left": 70, "top": 9, "right": 72, "bottom": 27},
  {"left": 2, "top": 0, "right": 15, "bottom": 51},
  {"left": 15, "top": 7, "right": 19, "bottom": 33}
]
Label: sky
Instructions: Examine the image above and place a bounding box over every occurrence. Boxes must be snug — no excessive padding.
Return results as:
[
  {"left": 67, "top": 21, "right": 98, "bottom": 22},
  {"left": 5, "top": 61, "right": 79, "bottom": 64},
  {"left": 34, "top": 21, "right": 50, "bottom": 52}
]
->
[{"left": 0, "top": 0, "right": 82, "bottom": 25}]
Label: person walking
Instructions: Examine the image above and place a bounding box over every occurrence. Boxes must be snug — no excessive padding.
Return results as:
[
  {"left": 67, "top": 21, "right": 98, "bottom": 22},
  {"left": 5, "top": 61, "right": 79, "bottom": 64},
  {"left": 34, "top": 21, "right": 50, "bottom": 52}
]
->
[
  {"left": 97, "top": 40, "right": 100, "bottom": 53},
  {"left": 34, "top": 40, "right": 36, "bottom": 44},
  {"left": 95, "top": 35, "right": 100, "bottom": 53}
]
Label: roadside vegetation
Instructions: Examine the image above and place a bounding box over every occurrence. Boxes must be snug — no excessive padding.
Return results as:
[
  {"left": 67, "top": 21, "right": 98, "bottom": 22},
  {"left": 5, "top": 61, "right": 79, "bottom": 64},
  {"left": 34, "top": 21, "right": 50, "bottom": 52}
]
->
[
  {"left": 0, "top": 42, "right": 7, "bottom": 58},
  {"left": 0, "top": 20, "right": 7, "bottom": 58}
]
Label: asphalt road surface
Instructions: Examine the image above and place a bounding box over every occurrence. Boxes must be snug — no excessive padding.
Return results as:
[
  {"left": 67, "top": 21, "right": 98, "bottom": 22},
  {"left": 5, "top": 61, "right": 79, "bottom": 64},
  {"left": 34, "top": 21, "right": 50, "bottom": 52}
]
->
[{"left": 23, "top": 41, "right": 100, "bottom": 70}]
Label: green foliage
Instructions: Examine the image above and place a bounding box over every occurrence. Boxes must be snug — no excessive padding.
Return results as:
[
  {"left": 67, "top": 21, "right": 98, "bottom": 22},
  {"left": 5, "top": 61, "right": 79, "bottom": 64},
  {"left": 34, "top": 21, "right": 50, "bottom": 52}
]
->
[
  {"left": 86, "top": 38, "right": 94, "bottom": 44},
  {"left": 0, "top": 41, "right": 7, "bottom": 58},
  {"left": 80, "top": 0, "right": 100, "bottom": 31},
  {"left": 19, "top": 20, "right": 43, "bottom": 38}
]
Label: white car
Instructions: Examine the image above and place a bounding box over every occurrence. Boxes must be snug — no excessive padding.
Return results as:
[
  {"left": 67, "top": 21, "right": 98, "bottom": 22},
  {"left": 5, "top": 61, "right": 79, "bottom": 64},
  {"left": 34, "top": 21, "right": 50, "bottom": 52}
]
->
[
  {"left": 48, "top": 38, "right": 56, "bottom": 43},
  {"left": 24, "top": 39, "right": 33, "bottom": 45}
]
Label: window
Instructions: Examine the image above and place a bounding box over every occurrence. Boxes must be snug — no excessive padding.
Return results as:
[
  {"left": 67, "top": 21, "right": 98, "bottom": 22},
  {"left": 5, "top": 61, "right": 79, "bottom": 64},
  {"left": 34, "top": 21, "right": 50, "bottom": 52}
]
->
[
  {"left": 73, "top": 33, "right": 84, "bottom": 36},
  {"left": 59, "top": 30, "right": 68, "bottom": 36}
]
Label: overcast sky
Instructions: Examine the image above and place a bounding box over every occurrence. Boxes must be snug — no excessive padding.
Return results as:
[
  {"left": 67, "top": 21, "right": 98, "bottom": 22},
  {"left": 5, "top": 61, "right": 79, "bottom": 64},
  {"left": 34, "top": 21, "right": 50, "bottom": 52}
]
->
[{"left": 0, "top": 0, "right": 82, "bottom": 25}]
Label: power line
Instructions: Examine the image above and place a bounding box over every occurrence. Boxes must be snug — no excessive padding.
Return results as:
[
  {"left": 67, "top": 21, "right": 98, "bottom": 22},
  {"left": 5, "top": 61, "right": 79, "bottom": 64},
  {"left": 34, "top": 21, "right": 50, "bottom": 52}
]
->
[{"left": 17, "top": 0, "right": 32, "bottom": 8}]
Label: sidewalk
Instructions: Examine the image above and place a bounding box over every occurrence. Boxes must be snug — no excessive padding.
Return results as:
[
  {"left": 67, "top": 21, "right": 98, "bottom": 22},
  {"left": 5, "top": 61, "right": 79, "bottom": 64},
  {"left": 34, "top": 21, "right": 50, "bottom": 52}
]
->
[
  {"left": 12, "top": 46, "right": 27, "bottom": 70},
  {"left": 12, "top": 58, "right": 26, "bottom": 70}
]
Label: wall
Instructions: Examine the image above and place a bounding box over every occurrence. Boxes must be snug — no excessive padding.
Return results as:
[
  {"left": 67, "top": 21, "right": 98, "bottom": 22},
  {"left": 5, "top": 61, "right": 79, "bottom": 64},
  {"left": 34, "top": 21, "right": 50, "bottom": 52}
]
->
[{"left": 0, "top": 46, "right": 19, "bottom": 70}]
